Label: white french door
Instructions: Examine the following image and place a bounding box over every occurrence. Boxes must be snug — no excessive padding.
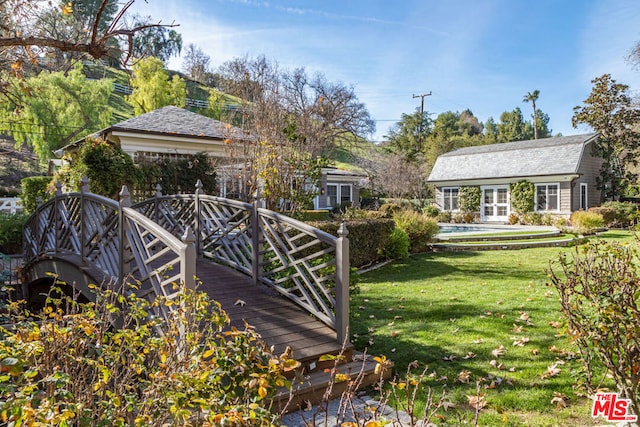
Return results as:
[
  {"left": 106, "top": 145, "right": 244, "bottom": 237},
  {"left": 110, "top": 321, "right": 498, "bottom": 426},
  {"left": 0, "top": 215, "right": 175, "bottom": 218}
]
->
[{"left": 481, "top": 186, "right": 510, "bottom": 222}]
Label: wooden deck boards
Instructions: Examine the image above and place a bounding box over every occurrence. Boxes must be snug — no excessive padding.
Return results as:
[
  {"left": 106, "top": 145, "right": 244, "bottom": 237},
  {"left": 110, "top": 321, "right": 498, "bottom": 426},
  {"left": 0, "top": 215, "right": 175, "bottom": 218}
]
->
[{"left": 195, "top": 259, "right": 344, "bottom": 361}]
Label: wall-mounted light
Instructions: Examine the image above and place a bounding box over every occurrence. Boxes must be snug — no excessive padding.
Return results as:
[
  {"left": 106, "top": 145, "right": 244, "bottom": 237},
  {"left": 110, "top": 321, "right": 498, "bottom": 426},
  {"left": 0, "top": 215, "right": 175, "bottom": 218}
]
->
[{"left": 320, "top": 188, "right": 325, "bottom": 195}]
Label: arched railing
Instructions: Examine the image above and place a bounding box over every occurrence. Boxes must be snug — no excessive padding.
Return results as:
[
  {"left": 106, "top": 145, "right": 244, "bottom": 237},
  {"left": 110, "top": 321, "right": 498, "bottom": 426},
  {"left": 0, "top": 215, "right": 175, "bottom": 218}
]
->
[
  {"left": 133, "top": 180, "right": 350, "bottom": 342},
  {"left": 22, "top": 179, "right": 196, "bottom": 319},
  {"left": 23, "top": 179, "right": 349, "bottom": 343}
]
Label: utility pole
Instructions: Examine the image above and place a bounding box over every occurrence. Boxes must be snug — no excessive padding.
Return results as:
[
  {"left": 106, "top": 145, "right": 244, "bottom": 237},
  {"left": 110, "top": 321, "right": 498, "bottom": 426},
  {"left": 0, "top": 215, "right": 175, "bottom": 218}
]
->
[
  {"left": 413, "top": 92, "right": 431, "bottom": 151},
  {"left": 413, "top": 92, "right": 432, "bottom": 117}
]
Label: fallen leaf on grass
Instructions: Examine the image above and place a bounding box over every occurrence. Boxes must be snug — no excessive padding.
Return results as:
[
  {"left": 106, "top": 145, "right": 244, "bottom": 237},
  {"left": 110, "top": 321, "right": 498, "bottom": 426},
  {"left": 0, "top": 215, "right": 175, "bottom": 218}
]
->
[
  {"left": 511, "top": 336, "right": 530, "bottom": 347},
  {"left": 491, "top": 345, "right": 507, "bottom": 358},
  {"left": 463, "top": 352, "right": 476, "bottom": 359},
  {"left": 551, "top": 392, "right": 568, "bottom": 409},
  {"left": 389, "top": 331, "right": 400, "bottom": 338},
  {"left": 489, "top": 359, "right": 506, "bottom": 370},
  {"left": 457, "top": 370, "right": 472, "bottom": 383},
  {"left": 440, "top": 401, "right": 456, "bottom": 411},
  {"left": 541, "top": 361, "right": 564, "bottom": 379},
  {"left": 512, "top": 324, "right": 524, "bottom": 333},
  {"left": 473, "top": 338, "right": 484, "bottom": 344},
  {"left": 548, "top": 321, "right": 562, "bottom": 328},
  {"left": 443, "top": 354, "right": 456, "bottom": 362},
  {"left": 467, "top": 394, "right": 487, "bottom": 411}
]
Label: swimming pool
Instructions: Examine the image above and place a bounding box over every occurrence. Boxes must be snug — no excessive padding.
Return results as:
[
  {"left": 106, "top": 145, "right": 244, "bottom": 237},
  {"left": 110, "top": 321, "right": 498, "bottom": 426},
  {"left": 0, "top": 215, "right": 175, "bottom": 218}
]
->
[{"left": 438, "top": 224, "right": 510, "bottom": 234}]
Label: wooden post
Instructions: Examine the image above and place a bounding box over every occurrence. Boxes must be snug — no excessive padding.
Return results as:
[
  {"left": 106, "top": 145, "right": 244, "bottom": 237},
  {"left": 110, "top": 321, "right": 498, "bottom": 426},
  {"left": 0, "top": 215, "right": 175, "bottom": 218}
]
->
[
  {"left": 251, "top": 191, "right": 262, "bottom": 286},
  {"left": 118, "top": 186, "right": 131, "bottom": 287},
  {"left": 195, "top": 180, "right": 203, "bottom": 256},
  {"left": 181, "top": 227, "right": 196, "bottom": 289},
  {"left": 335, "top": 221, "right": 350, "bottom": 345},
  {"left": 54, "top": 182, "right": 62, "bottom": 255},
  {"left": 80, "top": 176, "right": 89, "bottom": 264},
  {"left": 154, "top": 184, "right": 162, "bottom": 224}
]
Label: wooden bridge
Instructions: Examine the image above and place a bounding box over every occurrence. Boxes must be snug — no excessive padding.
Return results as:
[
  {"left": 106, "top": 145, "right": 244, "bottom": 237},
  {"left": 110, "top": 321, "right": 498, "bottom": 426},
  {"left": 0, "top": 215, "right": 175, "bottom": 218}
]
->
[{"left": 20, "top": 179, "right": 385, "bottom": 408}]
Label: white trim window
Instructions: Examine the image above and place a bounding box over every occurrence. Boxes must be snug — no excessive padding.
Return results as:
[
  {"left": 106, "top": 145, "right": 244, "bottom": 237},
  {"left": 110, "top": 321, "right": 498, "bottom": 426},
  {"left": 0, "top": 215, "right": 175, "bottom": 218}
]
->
[
  {"left": 535, "top": 183, "right": 559, "bottom": 212},
  {"left": 443, "top": 187, "right": 460, "bottom": 211},
  {"left": 326, "top": 184, "right": 353, "bottom": 207},
  {"left": 580, "top": 183, "right": 588, "bottom": 210}
]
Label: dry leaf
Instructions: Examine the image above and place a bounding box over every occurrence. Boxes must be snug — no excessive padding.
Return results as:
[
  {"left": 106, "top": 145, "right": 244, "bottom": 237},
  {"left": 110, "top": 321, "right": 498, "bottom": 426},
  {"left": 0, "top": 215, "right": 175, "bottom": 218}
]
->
[
  {"left": 473, "top": 338, "right": 484, "bottom": 344},
  {"left": 389, "top": 331, "right": 400, "bottom": 338},
  {"left": 513, "top": 324, "right": 524, "bottom": 333},
  {"left": 491, "top": 345, "right": 507, "bottom": 358},
  {"left": 443, "top": 354, "right": 456, "bottom": 362},
  {"left": 550, "top": 392, "right": 568, "bottom": 409},
  {"left": 457, "top": 370, "right": 472, "bottom": 383},
  {"left": 467, "top": 394, "right": 487, "bottom": 410},
  {"left": 489, "top": 359, "right": 506, "bottom": 370},
  {"left": 234, "top": 299, "right": 246, "bottom": 307},
  {"left": 518, "top": 312, "right": 530, "bottom": 321},
  {"left": 548, "top": 321, "right": 562, "bottom": 328},
  {"left": 463, "top": 352, "right": 476, "bottom": 359},
  {"left": 512, "top": 336, "right": 530, "bottom": 347},
  {"left": 541, "top": 362, "right": 563, "bottom": 379}
]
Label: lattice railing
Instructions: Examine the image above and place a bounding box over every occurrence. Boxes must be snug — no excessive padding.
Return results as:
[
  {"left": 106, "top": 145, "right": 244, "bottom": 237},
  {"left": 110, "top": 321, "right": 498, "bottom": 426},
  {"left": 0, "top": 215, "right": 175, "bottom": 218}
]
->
[
  {"left": 24, "top": 179, "right": 350, "bottom": 343},
  {"left": 23, "top": 182, "right": 195, "bottom": 320},
  {"left": 133, "top": 181, "right": 350, "bottom": 342},
  {"left": 258, "top": 209, "right": 348, "bottom": 330}
]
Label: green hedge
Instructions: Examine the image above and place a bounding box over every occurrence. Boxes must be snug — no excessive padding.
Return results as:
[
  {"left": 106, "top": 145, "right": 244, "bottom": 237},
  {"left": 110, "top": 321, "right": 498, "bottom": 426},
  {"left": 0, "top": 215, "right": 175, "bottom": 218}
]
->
[
  {"left": 309, "top": 219, "right": 396, "bottom": 268},
  {"left": 0, "top": 213, "right": 28, "bottom": 254},
  {"left": 20, "top": 176, "right": 52, "bottom": 214}
]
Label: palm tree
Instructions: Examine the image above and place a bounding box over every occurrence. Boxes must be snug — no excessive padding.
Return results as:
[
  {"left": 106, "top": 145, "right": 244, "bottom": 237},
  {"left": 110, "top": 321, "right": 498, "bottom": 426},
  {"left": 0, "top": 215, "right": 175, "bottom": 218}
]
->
[{"left": 523, "top": 90, "right": 540, "bottom": 139}]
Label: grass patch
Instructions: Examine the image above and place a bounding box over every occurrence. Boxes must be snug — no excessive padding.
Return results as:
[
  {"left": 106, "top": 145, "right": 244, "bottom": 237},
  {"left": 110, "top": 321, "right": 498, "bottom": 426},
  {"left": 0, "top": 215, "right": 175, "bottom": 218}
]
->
[{"left": 351, "top": 230, "right": 634, "bottom": 426}]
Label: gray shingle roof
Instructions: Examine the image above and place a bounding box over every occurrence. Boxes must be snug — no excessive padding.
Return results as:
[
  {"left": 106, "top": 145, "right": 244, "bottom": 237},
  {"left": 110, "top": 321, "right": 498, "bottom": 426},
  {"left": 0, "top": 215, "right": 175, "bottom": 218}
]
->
[
  {"left": 427, "top": 133, "right": 599, "bottom": 183},
  {"left": 111, "top": 106, "right": 248, "bottom": 140}
]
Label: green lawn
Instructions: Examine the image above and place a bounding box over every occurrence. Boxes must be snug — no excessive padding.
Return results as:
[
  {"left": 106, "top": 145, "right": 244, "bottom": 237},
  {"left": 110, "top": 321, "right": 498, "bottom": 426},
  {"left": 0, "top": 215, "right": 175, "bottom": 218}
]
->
[{"left": 351, "top": 230, "right": 635, "bottom": 426}]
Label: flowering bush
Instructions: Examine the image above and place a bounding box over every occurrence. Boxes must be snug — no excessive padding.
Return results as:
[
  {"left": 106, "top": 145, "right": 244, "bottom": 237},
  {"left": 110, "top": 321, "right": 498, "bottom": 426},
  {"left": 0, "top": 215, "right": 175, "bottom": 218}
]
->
[{"left": 0, "top": 281, "right": 298, "bottom": 426}]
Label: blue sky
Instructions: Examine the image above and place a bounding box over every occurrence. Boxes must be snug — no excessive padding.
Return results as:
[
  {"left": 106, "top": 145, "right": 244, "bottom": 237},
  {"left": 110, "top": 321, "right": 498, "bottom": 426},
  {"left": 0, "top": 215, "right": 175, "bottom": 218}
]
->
[{"left": 130, "top": 0, "right": 640, "bottom": 141}]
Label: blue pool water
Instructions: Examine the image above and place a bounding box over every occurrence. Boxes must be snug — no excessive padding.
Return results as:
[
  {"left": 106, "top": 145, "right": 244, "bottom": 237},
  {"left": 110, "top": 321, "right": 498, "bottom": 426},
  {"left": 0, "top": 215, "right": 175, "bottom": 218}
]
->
[{"left": 438, "top": 225, "right": 505, "bottom": 234}]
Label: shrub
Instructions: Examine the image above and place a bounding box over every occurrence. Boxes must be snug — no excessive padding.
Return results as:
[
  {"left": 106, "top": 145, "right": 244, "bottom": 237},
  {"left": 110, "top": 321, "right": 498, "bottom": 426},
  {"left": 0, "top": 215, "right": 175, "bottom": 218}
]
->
[
  {"left": 0, "top": 282, "right": 294, "bottom": 426},
  {"left": 588, "top": 206, "right": 616, "bottom": 226},
  {"left": 549, "top": 240, "right": 640, "bottom": 416},
  {"left": 600, "top": 201, "right": 639, "bottom": 228},
  {"left": 377, "top": 227, "right": 409, "bottom": 260},
  {"left": 20, "top": 176, "right": 52, "bottom": 214},
  {"left": 379, "top": 203, "right": 403, "bottom": 218},
  {"left": 522, "top": 211, "right": 542, "bottom": 225},
  {"left": 393, "top": 210, "right": 439, "bottom": 253},
  {"left": 422, "top": 205, "right": 439, "bottom": 218},
  {"left": 510, "top": 180, "right": 535, "bottom": 214},
  {"left": 458, "top": 186, "right": 481, "bottom": 213},
  {"left": 310, "top": 219, "right": 396, "bottom": 268},
  {"left": 437, "top": 211, "right": 452, "bottom": 223},
  {"left": 570, "top": 211, "right": 604, "bottom": 234},
  {"left": 508, "top": 213, "right": 520, "bottom": 225},
  {"left": 297, "top": 209, "right": 332, "bottom": 221},
  {"left": 0, "top": 213, "right": 28, "bottom": 254}
]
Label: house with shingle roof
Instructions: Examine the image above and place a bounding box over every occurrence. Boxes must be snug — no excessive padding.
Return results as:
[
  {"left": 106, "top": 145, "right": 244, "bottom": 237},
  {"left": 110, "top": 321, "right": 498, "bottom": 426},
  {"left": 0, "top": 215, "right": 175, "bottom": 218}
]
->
[
  {"left": 427, "top": 133, "right": 604, "bottom": 222},
  {"left": 59, "top": 106, "right": 365, "bottom": 208}
]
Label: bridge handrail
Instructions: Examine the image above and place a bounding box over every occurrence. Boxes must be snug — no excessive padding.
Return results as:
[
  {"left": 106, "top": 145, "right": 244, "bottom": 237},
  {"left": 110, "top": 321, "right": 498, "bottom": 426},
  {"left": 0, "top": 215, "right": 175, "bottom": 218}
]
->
[
  {"left": 133, "top": 181, "right": 349, "bottom": 343},
  {"left": 24, "top": 180, "right": 349, "bottom": 343},
  {"left": 23, "top": 182, "right": 196, "bottom": 314}
]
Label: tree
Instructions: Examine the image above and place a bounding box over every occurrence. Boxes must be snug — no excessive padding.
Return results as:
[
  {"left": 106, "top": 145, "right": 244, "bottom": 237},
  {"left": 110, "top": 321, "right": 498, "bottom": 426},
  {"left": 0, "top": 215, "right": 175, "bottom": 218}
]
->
[
  {"left": 523, "top": 90, "right": 540, "bottom": 139},
  {"left": 0, "top": 63, "right": 113, "bottom": 161},
  {"left": 0, "top": 0, "right": 177, "bottom": 69},
  {"left": 1, "top": 0, "right": 178, "bottom": 109},
  {"left": 384, "top": 109, "right": 432, "bottom": 160},
  {"left": 497, "top": 107, "right": 534, "bottom": 142},
  {"left": 127, "top": 56, "right": 186, "bottom": 115},
  {"left": 182, "top": 43, "right": 210, "bottom": 83},
  {"left": 572, "top": 74, "right": 640, "bottom": 201},
  {"left": 483, "top": 117, "right": 499, "bottom": 145},
  {"left": 216, "top": 55, "right": 374, "bottom": 209},
  {"left": 131, "top": 15, "right": 182, "bottom": 63}
]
